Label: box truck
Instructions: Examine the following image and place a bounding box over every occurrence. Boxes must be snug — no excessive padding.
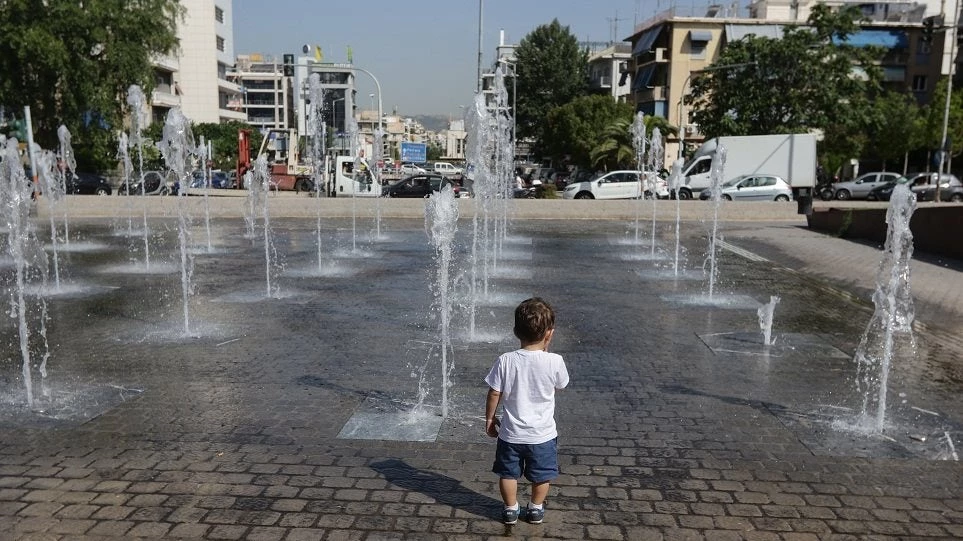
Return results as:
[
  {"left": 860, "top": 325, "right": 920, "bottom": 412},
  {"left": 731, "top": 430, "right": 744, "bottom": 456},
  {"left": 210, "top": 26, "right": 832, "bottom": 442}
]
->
[{"left": 677, "top": 134, "right": 817, "bottom": 205}]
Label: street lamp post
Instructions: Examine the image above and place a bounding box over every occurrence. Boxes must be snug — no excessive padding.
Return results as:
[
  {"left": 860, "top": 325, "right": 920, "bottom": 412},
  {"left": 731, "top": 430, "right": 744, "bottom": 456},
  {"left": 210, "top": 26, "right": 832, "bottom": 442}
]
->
[
  {"left": 936, "top": 0, "right": 960, "bottom": 202},
  {"left": 498, "top": 59, "right": 517, "bottom": 157},
  {"left": 676, "top": 61, "right": 757, "bottom": 159}
]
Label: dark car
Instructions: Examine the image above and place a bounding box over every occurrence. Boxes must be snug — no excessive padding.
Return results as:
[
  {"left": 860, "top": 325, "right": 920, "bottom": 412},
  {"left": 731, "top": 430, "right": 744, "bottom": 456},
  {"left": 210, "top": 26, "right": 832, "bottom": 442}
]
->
[
  {"left": 382, "top": 174, "right": 460, "bottom": 198},
  {"left": 865, "top": 181, "right": 899, "bottom": 201},
  {"left": 189, "top": 170, "right": 231, "bottom": 189},
  {"left": 120, "top": 170, "right": 170, "bottom": 195},
  {"left": 65, "top": 171, "right": 112, "bottom": 195}
]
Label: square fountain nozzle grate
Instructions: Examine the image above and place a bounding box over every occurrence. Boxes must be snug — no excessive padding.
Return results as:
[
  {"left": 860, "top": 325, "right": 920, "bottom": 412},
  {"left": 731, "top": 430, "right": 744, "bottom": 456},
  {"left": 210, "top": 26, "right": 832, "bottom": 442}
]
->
[{"left": 337, "top": 397, "right": 444, "bottom": 442}]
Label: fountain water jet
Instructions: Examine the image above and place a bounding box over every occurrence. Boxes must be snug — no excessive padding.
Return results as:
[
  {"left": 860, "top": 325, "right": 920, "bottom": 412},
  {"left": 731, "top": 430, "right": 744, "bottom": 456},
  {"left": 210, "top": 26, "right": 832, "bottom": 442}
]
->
[
  {"left": 425, "top": 185, "right": 459, "bottom": 417},
  {"left": 670, "top": 159, "right": 685, "bottom": 276},
  {"left": 126, "top": 85, "right": 152, "bottom": 269},
  {"left": 630, "top": 112, "right": 646, "bottom": 243},
  {"left": 757, "top": 295, "right": 780, "bottom": 346},
  {"left": 307, "top": 73, "right": 328, "bottom": 270},
  {"left": 1, "top": 138, "right": 51, "bottom": 406},
  {"left": 704, "top": 145, "right": 727, "bottom": 298},
  {"left": 648, "top": 127, "right": 664, "bottom": 256},
  {"left": 57, "top": 125, "right": 77, "bottom": 246},
  {"left": 36, "top": 149, "right": 64, "bottom": 290},
  {"left": 157, "top": 108, "right": 197, "bottom": 336},
  {"left": 853, "top": 183, "right": 917, "bottom": 434}
]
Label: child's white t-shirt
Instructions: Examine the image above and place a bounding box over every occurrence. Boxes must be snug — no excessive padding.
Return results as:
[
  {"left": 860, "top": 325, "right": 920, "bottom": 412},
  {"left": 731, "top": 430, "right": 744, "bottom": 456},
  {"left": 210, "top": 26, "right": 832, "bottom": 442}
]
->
[{"left": 485, "top": 349, "right": 569, "bottom": 445}]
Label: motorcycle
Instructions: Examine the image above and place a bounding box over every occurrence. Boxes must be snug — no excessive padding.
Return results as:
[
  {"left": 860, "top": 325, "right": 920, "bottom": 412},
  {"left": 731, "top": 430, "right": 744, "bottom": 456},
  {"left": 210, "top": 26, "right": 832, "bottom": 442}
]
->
[{"left": 513, "top": 186, "right": 537, "bottom": 199}]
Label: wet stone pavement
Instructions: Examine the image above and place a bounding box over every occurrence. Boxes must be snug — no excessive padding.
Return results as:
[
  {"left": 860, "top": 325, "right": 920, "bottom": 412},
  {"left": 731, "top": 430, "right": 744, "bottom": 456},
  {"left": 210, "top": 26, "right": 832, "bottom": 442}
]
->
[{"left": 0, "top": 216, "right": 961, "bottom": 540}]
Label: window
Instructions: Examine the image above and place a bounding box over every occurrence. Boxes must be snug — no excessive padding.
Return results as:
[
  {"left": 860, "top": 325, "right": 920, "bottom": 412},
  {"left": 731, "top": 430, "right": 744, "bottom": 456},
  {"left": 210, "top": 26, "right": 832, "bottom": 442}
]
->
[
  {"left": 215, "top": 6, "right": 224, "bottom": 23},
  {"left": 216, "top": 36, "right": 225, "bottom": 52},
  {"left": 912, "top": 75, "right": 927, "bottom": 92},
  {"left": 690, "top": 42, "right": 707, "bottom": 60}
]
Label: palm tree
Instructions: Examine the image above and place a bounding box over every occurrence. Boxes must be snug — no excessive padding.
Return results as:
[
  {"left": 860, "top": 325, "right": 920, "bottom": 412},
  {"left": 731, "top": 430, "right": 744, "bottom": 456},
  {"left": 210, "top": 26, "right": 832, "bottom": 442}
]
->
[{"left": 590, "top": 115, "right": 679, "bottom": 171}]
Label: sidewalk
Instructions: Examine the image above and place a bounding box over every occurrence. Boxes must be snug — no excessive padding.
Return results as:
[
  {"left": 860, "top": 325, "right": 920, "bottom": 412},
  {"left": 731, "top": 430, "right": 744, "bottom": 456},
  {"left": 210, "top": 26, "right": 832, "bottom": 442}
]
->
[{"left": 0, "top": 213, "right": 959, "bottom": 540}]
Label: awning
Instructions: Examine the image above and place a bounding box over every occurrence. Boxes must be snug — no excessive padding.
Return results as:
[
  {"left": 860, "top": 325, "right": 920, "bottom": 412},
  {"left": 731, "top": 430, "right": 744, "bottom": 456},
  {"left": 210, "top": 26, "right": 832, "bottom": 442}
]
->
[
  {"left": 632, "top": 65, "right": 656, "bottom": 91},
  {"left": 724, "top": 24, "right": 784, "bottom": 41},
  {"left": 632, "top": 26, "right": 662, "bottom": 55},
  {"left": 689, "top": 30, "right": 712, "bottom": 43},
  {"left": 834, "top": 29, "right": 909, "bottom": 49}
]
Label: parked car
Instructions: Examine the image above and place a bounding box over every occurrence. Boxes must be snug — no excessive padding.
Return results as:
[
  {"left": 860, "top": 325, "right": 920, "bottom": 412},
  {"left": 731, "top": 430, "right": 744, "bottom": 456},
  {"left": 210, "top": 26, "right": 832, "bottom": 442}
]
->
[
  {"left": 119, "top": 170, "right": 171, "bottom": 195},
  {"left": 914, "top": 175, "right": 963, "bottom": 202},
  {"left": 562, "top": 170, "right": 664, "bottom": 200},
  {"left": 65, "top": 171, "right": 112, "bottom": 195},
  {"left": 399, "top": 163, "right": 427, "bottom": 175},
  {"left": 830, "top": 172, "right": 905, "bottom": 200},
  {"left": 699, "top": 174, "right": 793, "bottom": 201},
  {"left": 189, "top": 170, "right": 231, "bottom": 189},
  {"left": 865, "top": 181, "right": 899, "bottom": 202},
  {"left": 382, "top": 174, "right": 460, "bottom": 198}
]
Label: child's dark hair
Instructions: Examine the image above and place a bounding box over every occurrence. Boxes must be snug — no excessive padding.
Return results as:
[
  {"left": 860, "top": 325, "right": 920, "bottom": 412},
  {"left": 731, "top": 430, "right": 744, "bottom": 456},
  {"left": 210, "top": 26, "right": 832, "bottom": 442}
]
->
[{"left": 514, "top": 297, "right": 555, "bottom": 342}]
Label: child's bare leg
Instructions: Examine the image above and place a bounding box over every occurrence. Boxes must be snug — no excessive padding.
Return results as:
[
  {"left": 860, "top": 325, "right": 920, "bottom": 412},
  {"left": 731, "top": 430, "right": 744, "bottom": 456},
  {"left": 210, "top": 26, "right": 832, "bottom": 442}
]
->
[
  {"left": 499, "top": 478, "right": 518, "bottom": 506},
  {"left": 531, "top": 481, "right": 550, "bottom": 506}
]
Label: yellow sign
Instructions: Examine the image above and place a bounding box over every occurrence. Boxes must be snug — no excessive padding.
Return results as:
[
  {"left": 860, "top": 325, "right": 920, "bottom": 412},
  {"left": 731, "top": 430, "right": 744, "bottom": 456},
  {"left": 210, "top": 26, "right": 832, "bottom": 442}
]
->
[{"left": 314, "top": 46, "right": 323, "bottom": 62}]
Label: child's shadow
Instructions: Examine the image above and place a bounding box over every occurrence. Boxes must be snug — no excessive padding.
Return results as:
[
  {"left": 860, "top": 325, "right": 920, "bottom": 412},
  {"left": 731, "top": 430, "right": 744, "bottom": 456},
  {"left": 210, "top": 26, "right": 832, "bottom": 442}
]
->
[{"left": 370, "top": 459, "right": 503, "bottom": 522}]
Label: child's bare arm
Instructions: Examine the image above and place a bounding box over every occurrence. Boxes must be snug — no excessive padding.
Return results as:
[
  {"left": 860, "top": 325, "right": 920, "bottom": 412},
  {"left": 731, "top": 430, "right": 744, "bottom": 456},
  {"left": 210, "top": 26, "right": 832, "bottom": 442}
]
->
[{"left": 485, "top": 387, "right": 501, "bottom": 437}]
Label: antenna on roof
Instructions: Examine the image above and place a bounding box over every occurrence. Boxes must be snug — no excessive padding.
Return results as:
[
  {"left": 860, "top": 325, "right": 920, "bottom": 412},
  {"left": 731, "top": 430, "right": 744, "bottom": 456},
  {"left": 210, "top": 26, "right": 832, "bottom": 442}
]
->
[{"left": 607, "top": 10, "right": 629, "bottom": 43}]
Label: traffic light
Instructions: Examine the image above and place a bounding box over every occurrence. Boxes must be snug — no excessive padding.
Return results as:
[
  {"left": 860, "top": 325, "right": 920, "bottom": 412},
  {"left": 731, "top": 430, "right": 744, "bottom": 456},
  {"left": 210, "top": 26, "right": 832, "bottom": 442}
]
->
[
  {"left": 922, "top": 15, "right": 942, "bottom": 44},
  {"left": 6, "top": 118, "right": 26, "bottom": 141},
  {"left": 282, "top": 53, "right": 294, "bottom": 76}
]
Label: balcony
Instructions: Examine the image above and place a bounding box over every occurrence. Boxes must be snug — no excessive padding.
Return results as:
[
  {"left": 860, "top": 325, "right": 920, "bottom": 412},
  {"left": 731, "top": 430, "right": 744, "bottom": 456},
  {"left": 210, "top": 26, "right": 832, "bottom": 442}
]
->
[
  {"left": 655, "top": 47, "right": 669, "bottom": 63},
  {"left": 635, "top": 85, "right": 667, "bottom": 102},
  {"left": 151, "top": 87, "right": 179, "bottom": 108}
]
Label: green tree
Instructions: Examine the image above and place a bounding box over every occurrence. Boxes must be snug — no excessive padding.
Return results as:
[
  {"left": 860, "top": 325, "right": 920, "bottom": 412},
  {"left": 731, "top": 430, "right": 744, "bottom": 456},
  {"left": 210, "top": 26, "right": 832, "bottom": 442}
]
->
[
  {"left": 0, "top": 0, "right": 182, "bottom": 171},
  {"left": 591, "top": 114, "right": 679, "bottom": 171},
  {"left": 513, "top": 19, "right": 588, "bottom": 154},
  {"left": 427, "top": 141, "right": 444, "bottom": 161},
  {"left": 920, "top": 77, "right": 963, "bottom": 163},
  {"left": 864, "top": 90, "right": 922, "bottom": 172},
  {"left": 192, "top": 121, "right": 257, "bottom": 171},
  {"left": 543, "top": 95, "right": 633, "bottom": 169},
  {"left": 687, "top": 5, "right": 882, "bottom": 139}
]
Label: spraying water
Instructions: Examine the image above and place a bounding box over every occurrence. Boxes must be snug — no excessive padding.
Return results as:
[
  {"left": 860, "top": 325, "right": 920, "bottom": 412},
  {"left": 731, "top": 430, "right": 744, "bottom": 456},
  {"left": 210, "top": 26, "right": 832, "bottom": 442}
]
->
[
  {"left": 57, "top": 125, "right": 77, "bottom": 246},
  {"left": 126, "top": 85, "right": 151, "bottom": 269},
  {"left": 648, "top": 128, "right": 664, "bottom": 256},
  {"left": 704, "top": 145, "right": 727, "bottom": 298},
  {"left": 464, "top": 92, "right": 493, "bottom": 340},
  {"left": 36, "top": 148, "right": 65, "bottom": 290},
  {"left": 198, "top": 136, "right": 213, "bottom": 253},
  {"left": 307, "top": 73, "right": 327, "bottom": 270},
  {"left": 371, "top": 126, "right": 385, "bottom": 239},
  {"left": 1, "top": 138, "right": 50, "bottom": 406},
  {"left": 757, "top": 295, "right": 781, "bottom": 346},
  {"left": 669, "top": 159, "right": 684, "bottom": 276},
  {"left": 243, "top": 170, "right": 260, "bottom": 239},
  {"left": 854, "top": 183, "right": 917, "bottom": 434},
  {"left": 630, "top": 112, "right": 646, "bottom": 243},
  {"left": 425, "top": 185, "right": 459, "bottom": 417},
  {"left": 158, "top": 108, "right": 196, "bottom": 336},
  {"left": 347, "top": 115, "right": 362, "bottom": 253},
  {"left": 117, "top": 132, "right": 135, "bottom": 238},
  {"left": 252, "top": 155, "right": 278, "bottom": 298}
]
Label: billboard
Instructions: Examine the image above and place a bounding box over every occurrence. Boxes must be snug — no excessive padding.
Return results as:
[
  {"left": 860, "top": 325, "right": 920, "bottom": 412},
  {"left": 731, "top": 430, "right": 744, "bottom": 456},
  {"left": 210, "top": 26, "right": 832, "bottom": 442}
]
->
[{"left": 400, "top": 142, "right": 427, "bottom": 163}]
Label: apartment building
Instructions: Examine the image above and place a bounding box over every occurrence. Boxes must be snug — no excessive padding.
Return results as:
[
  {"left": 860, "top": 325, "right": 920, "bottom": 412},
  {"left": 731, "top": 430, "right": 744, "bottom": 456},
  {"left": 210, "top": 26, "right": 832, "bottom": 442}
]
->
[
  {"left": 150, "top": 0, "right": 244, "bottom": 125},
  {"left": 586, "top": 42, "right": 633, "bottom": 103},
  {"left": 227, "top": 55, "right": 293, "bottom": 132},
  {"left": 627, "top": 0, "right": 949, "bottom": 160}
]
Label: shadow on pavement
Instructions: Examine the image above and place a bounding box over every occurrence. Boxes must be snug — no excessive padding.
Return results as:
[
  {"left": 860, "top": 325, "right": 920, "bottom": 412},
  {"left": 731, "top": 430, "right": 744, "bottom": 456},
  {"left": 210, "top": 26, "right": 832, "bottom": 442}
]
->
[{"left": 370, "top": 458, "right": 503, "bottom": 522}]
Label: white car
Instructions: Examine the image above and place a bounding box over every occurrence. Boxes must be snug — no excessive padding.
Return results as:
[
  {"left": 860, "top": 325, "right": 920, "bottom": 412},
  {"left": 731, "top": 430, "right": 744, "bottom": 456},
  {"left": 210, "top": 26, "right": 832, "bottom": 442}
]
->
[
  {"left": 699, "top": 174, "right": 793, "bottom": 201},
  {"left": 562, "top": 170, "right": 666, "bottom": 200},
  {"left": 400, "top": 163, "right": 427, "bottom": 175}
]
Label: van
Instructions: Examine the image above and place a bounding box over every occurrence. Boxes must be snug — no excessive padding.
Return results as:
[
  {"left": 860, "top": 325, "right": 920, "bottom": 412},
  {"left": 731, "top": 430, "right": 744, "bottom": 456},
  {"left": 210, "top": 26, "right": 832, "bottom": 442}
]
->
[{"left": 432, "top": 162, "right": 463, "bottom": 177}]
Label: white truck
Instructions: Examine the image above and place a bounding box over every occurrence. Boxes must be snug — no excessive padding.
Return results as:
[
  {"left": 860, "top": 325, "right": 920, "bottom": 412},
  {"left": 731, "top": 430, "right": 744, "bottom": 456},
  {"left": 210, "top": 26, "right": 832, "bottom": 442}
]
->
[
  {"left": 332, "top": 156, "right": 382, "bottom": 197},
  {"left": 676, "top": 134, "right": 817, "bottom": 207}
]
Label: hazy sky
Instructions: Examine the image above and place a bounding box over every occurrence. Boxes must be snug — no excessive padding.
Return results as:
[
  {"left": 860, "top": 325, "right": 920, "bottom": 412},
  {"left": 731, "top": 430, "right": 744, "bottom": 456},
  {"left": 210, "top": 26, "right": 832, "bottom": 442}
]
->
[{"left": 233, "top": 0, "right": 652, "bottom": 116}]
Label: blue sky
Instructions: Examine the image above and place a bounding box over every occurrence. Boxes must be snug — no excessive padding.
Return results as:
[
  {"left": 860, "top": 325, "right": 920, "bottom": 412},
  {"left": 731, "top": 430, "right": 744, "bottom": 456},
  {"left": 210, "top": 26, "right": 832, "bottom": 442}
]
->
[{"left": 233, "top": 0, "right": 652, "bottom": 116}]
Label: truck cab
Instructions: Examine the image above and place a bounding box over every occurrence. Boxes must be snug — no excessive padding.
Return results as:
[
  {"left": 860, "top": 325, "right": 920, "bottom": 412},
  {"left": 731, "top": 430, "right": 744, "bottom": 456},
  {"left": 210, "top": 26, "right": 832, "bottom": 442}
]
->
[{"left": 333, "top": 156, "right": 381, "bottom": 197}]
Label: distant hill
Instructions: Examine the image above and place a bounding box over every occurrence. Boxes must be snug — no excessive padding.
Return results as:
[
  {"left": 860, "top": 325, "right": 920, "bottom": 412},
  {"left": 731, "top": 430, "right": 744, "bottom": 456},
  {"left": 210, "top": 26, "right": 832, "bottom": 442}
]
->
[{"left": 413, "top": 115, "right": 449, "bottom": 132}]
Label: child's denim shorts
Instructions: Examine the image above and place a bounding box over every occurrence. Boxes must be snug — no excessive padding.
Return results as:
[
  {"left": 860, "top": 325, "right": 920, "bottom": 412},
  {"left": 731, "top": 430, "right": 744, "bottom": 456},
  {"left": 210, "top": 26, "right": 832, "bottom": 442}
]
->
[{"left": 492, "top": 437, "right": 559, "bottom": 483}]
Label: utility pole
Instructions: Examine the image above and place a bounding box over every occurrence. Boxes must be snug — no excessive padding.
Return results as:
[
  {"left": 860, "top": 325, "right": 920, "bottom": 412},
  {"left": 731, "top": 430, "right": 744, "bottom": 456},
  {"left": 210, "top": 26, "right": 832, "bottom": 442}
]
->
[
  {"left": 607, "top": 11, "right": 628, "bottom": 44},
  {"left": 936, "top": 0, "right": 959, "bottom": 202},
  {"left": 476, "top": 0, "right": 484, "bottom": 94}
]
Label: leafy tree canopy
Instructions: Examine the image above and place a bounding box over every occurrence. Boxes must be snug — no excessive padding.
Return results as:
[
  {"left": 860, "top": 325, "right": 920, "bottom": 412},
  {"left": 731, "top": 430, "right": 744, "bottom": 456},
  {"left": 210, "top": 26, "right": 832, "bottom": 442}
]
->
[
  {"left": 0, "top": 0, "right": 182, "bottom": 171},
  {"left": 543, "top": 95, "right": 633, "bottom": 168},
  {"left": 514, "top": 19, "right": 589, "bottom": 153},
  {"left": 687, "top": 4, "right": 883, "bottom": 141}
]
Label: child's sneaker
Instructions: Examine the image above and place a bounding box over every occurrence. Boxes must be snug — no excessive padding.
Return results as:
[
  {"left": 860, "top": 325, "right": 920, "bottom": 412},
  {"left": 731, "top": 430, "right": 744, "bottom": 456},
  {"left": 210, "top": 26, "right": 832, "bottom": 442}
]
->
[
  {"left": 502, "top": 506, "right": 519, "bottom": 524},
  {"left": 527, "top": 505, "right": 544, "bottom": 524}
]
